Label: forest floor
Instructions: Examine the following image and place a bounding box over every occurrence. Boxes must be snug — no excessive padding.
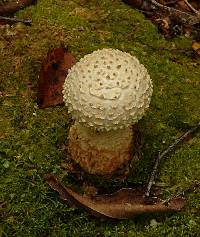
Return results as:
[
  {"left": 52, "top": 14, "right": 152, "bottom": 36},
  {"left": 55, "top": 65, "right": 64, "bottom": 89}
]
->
[{"left": 0, "top": 0, "right": 200, "bottom": 236}]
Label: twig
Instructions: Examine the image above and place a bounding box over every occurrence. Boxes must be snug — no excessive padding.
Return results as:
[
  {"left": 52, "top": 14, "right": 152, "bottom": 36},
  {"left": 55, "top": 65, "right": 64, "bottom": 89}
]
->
[
  {"left": 0, "top": 16, "right": 32, "bottom": 25},
  {"left": 184, "top": 0, "right": 200, "bottom": 15},
  {"left": 144, "top": 121, "right": 200, "bottom": 198}
]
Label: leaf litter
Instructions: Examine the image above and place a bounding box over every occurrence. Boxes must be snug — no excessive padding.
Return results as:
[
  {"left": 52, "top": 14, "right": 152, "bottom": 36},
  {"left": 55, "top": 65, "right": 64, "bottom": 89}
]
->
[
  {"left": 45, "top": 174, "right": 185, "bottom": 219},
  {"left": 123, "top": 0, "right": 200, "bottom": 38},
  {"left": 123, "top": 0, "right": 200, "bottom": 56}
]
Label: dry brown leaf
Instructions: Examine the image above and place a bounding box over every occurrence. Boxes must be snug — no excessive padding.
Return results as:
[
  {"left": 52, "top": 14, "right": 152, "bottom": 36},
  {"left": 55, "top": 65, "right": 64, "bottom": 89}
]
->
[
  {"left": 0, "top": 0, "right": 37, "bottom": 15},
  {"left": 192, "top": 32, "right": 200, "bottom": 56},
  {"left": 192, "top": 41, "right": 200, "bottom": 56},
  {"left": 45, "top": 174, "right": 185, "bottom": 219},
  {"left": 37, "top": 47, "right": 76, "bottom": 109}
]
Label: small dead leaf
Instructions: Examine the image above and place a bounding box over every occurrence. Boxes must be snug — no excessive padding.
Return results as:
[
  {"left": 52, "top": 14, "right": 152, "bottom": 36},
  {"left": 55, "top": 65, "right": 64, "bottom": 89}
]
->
[
  {"left": 192, "top": 32, "right": 200, "bottom": 57},
  {"left": 192, "top": 41, "right": 200, "bottom": 51},
  {"left": 37, "top": 47, "right": 76, "bottom": 108},
  {"left": 45, "top": 174, "right": 185, "bottom": 219},
  {"left": 192, "top": 41, "right": 200, "bottom": 56},
  {"left": 0, "top": 0, "right": 37, "bottom": 16}
]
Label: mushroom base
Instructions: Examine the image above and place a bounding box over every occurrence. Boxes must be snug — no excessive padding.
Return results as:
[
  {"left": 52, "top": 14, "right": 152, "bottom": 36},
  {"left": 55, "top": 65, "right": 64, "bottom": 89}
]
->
[{"left": 68, "top": 123, "right": 137, "bottom": 175}]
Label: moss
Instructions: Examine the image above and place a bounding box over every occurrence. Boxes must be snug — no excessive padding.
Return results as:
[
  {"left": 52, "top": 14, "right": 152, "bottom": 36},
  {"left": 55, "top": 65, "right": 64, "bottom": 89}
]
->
[{"left": 0, "top": 0, "right": 200, "bottom": 236}]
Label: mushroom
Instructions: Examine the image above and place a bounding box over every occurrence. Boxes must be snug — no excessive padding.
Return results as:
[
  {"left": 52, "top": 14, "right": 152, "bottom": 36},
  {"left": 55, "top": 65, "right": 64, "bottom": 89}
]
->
[{"left": 63, "top": 48, "right": 153, "bottom": 175}]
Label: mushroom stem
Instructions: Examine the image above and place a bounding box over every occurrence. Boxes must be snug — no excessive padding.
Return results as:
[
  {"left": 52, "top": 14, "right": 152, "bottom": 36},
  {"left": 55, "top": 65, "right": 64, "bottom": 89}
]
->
[{"left": 68, "top": 122, "right": 136, "bottom": 175}]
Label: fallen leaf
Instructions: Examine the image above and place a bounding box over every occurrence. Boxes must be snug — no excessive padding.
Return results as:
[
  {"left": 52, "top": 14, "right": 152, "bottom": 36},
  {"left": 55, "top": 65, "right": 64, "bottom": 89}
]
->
[
  {"left": 192, "top": 41, "right": 200, "bottom": 56},
  {"left": 0, "top": 0, "right": 37, "bottom": 16},
  {"left": 45, "top": 174, "right": 185, "bottom": 219},
  {"left": 192, "top": 32, "right": 200, "bottom": 57},
  {"left": 192, "top": 41, "right": 200, "bottom": 51},
  {"left": 37, "top": 47, "right": 76, "bottom": 109}
]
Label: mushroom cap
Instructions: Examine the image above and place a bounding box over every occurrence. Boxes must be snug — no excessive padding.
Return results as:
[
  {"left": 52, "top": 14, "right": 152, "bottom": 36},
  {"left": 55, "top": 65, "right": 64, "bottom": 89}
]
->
[{"left": 63, "top": 48, "right": 153, "bottom": 131}]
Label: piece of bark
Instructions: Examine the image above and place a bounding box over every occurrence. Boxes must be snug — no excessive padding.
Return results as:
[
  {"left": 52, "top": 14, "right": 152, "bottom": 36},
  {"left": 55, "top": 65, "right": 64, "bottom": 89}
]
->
[
  {"left": 45, "top": 174, "right": 185, "bottom": 219},
  {"left": 37, "top": 47, "right": 76, "bottom": 109},
  {"left": 0, "top": 0, "right": 37, "bottom": 16}
]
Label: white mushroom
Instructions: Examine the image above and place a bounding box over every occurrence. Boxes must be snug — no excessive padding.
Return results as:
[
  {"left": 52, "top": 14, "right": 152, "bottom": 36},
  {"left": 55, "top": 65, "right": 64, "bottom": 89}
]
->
[{"left": 63, "top": 48, "right": 153, "bottom": 175}]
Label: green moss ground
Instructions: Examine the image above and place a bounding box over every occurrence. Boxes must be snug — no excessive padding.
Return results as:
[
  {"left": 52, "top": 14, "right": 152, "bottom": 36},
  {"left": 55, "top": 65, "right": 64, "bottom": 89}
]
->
[{"left": 0, "top": 0, "right": 200, "bottom": 236}]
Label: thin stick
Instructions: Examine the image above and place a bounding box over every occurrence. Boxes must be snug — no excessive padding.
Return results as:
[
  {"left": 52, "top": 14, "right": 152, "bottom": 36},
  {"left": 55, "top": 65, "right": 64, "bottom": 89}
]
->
[
  {"left": 0, "top": 16, "right": 32, "bottom": 25},
  {"left": 144, "top": 121, "right": 200, "bottom": 198},
  {"left": 184, "top": 0, "right": 200, "bottom": 15}
]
